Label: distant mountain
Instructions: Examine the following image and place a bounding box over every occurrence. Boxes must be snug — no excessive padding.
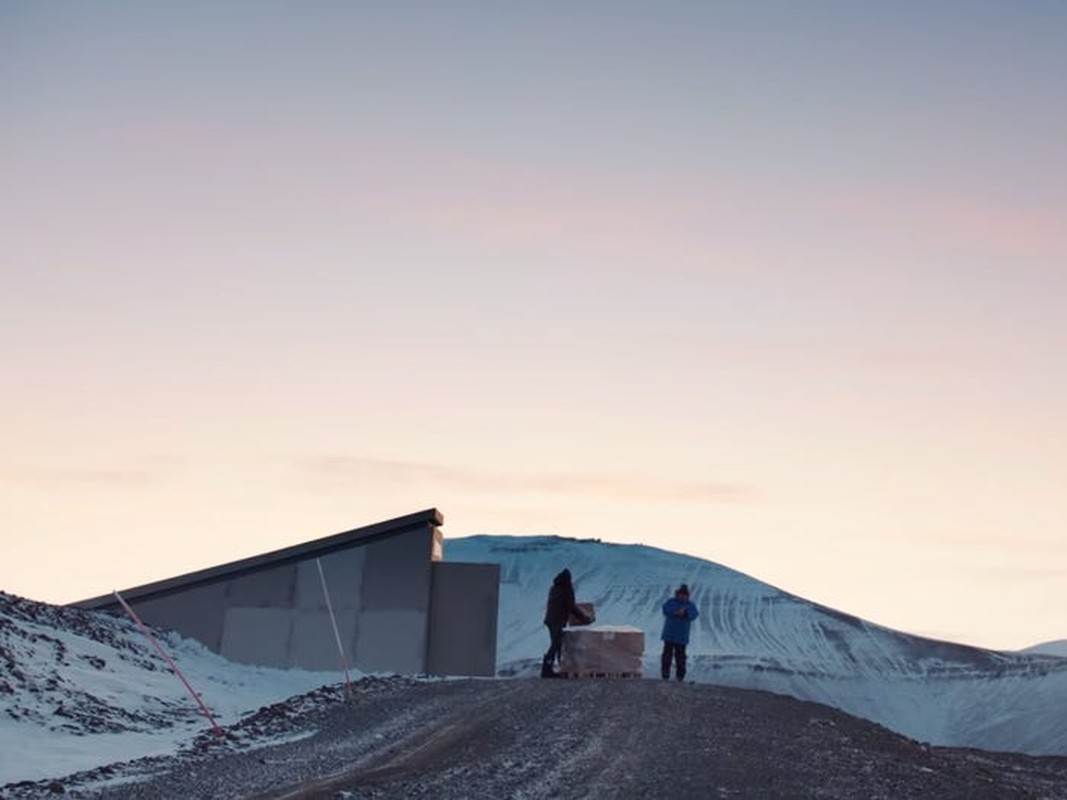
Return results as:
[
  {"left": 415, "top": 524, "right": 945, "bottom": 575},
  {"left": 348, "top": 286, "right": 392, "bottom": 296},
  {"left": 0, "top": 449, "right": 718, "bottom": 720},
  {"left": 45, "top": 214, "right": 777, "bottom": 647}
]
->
[
  {"left": 4, "top": 584, "right": 1064, "bottom": 799},
  {"left": 1022, "top": 640, "right": 1067, "bottom": 658},
  {"left": 444, "top": 535, "right": 1067, "bottom": 756}
]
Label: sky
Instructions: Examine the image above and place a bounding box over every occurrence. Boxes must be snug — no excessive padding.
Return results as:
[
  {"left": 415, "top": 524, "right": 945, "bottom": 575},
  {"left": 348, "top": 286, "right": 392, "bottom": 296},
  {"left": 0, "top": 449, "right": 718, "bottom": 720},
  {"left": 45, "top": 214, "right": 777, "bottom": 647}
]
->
[{"left": 2, "top": 1, "right": 1065, "bottom": 651}]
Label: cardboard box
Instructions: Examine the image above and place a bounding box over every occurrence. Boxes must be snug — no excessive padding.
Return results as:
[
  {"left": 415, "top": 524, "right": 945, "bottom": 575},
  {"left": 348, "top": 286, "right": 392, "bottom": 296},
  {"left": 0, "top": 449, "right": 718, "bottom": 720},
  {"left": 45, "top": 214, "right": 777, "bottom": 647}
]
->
[
  {"left": 568, "top": 602, "right": 596, "bottom": 626},
  {"left": 560, "top": 625, "right": 644, "bottom": 677}
]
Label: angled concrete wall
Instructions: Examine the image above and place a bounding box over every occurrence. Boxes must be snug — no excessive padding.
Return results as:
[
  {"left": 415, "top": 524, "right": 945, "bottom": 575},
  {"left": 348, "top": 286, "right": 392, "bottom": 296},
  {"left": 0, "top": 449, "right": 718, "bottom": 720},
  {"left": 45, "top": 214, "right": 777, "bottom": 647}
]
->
[
  {"left": 356, "top": 524, "right": 434, "bottom": 673},
  {"left": 427, "top": 561, "right": 500, "bottom": 677},
  {"left": 75, "top": 509, "right": 497, "bottom": 677},
  {"left": 216, "top": 546, "right": 367, "bottom": 671}
]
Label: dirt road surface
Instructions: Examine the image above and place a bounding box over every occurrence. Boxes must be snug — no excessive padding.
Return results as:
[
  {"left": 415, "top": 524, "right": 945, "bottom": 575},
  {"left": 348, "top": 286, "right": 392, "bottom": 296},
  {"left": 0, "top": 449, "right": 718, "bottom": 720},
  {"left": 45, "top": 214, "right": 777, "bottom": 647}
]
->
[{"left": 54, "top": 678, "right": 1067, "bottom": 799}]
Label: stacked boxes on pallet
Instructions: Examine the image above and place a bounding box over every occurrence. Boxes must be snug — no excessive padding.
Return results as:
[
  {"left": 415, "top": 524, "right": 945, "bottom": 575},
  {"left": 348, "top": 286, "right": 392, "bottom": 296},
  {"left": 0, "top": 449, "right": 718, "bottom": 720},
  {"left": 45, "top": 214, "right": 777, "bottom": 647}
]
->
[{"left": 560, "top": 625, "right": 644, "bottom": 678}]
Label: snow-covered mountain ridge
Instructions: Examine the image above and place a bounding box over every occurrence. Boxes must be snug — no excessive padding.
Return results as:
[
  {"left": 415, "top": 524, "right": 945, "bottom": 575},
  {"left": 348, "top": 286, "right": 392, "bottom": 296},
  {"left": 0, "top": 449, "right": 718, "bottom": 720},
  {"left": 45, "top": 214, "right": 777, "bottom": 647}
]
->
[
  {"left": 0, "top": 590, "right": 338, "bottom": 785},
  {"left": 3, "top": 533, "right": 1064, "bottom": 791},
  {"left": 444, "top": 534, "right": 1067, "bottom": 756},
  {"left": 1025, "top": 640, "right": 1067, "bottom": 658}
]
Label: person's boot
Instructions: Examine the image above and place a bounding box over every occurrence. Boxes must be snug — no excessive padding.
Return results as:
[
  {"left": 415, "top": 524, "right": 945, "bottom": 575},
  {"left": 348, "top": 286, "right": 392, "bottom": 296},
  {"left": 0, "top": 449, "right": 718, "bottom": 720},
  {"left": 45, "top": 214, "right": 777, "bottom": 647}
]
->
[{"left": 541, "top": 657, "right": 560, "bottom": 678}]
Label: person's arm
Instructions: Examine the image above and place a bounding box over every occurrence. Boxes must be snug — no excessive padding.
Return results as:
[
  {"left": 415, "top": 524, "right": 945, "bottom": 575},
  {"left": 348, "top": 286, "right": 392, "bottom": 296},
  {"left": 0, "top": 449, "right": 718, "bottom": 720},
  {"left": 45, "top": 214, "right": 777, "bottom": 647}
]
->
[
  {"left": 686, "top": 602, "right": 699, "bottom": 621},
  {"left": 666, "top": 599, "right": 685, "bottom": 617},
  {"left": 567, "top": 587, "right": 591, "bottom": 624}
]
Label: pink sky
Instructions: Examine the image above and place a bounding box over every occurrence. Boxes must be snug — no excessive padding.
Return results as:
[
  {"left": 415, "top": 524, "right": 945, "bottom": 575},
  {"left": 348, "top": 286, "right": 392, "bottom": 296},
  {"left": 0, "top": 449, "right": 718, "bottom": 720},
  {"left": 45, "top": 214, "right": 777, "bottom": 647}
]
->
[{"left": 2, "top": 2, "right": 1065, "bottom": 650}]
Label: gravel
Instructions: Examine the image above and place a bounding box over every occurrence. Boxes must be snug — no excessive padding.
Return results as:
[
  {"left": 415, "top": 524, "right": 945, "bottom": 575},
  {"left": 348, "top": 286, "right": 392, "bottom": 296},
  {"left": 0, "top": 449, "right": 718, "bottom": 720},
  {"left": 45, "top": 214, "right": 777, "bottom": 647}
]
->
[{"left": 6, "top": 677, "right": 1067, "bottom": 800}]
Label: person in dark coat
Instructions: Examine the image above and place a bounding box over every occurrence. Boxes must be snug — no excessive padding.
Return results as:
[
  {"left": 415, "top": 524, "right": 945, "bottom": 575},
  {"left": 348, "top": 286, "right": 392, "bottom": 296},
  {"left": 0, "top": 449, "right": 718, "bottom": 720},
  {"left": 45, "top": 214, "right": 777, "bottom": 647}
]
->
[
  {"left": 661, "top": 583, "right": 699, "bottom": 681},
  {"left": 542, "top": 568, "right": 590, "bottom": 678}
]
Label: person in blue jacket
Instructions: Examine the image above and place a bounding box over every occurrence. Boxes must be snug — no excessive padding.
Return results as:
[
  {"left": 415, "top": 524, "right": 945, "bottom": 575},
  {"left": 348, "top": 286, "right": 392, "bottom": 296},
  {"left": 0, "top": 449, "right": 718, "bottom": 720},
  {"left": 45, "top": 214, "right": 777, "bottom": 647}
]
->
[{"left": 661, "top": 583, "right": 698, "bottom": 681}]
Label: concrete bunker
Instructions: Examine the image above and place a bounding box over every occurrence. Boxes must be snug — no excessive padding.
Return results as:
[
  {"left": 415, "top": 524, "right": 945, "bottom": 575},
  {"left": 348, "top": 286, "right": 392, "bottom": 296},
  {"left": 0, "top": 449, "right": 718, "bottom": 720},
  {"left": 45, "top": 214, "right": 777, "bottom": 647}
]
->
[{"left": 75, "top": 508, "right": 499, "bottom": 677}]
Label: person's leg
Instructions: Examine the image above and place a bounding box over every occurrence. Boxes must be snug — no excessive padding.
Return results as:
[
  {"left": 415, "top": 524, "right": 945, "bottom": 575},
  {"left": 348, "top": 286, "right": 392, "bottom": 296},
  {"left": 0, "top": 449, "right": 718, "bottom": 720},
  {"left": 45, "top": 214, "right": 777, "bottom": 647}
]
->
[
  {"left": 543, "top": 624, "right": 563, "bottom": 676},
  {"left": 676, "top": 644, "right": 687, "bottom": 681},
  {"left": 653, "top": 644, "right": 670, "bottom": 678},
  {"left": 542, "top": 624, "right": 556, "bottom": 675}
]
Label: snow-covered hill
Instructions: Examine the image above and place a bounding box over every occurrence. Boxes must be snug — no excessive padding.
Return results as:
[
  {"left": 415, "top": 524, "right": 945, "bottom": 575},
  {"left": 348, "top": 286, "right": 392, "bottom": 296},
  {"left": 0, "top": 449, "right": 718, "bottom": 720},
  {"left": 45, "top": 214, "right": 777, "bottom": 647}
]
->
[
  {"left": 3, "top": 534, "right": 1065, "bottom": 790},
  {"left": 0, "top": 591, "right": 339, "bottom": 785},
  {"left": 1023, "top": 640, "right": 1067, "bottom": 659},
  {"left": 444, "top": 535, "right": 1067, "bottom": 756}
]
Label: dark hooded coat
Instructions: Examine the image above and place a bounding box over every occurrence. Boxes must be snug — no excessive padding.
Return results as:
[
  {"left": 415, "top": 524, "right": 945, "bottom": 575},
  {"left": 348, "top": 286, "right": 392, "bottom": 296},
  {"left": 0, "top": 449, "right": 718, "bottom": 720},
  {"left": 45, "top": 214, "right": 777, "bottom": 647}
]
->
[{"left": 543, "top": 569, "right": 585, "bottom": 627}]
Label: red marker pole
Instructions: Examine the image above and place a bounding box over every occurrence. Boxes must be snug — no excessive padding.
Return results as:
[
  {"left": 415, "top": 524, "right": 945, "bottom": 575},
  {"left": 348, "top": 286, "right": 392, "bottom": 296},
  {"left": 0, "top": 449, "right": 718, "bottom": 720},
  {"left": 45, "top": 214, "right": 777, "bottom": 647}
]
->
[{"left": 113, "top": 590, "right": 224, "bottom": 736}]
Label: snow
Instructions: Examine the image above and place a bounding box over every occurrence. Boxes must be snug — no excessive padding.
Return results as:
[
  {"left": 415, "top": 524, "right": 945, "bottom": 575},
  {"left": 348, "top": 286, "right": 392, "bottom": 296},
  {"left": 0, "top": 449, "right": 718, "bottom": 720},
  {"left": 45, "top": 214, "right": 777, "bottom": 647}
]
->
[
  {"left": 3, "top": 532, "right": 1066, "bottom": 789},
  {"left": 0, "top": 592, "right": 342, "bottom": 784},
  {"left": 444, "top": 534, "right": 1067, "bottom": 756},
  {"left": 1021, "top": 640, "right": 1067, "bottom": 658}
]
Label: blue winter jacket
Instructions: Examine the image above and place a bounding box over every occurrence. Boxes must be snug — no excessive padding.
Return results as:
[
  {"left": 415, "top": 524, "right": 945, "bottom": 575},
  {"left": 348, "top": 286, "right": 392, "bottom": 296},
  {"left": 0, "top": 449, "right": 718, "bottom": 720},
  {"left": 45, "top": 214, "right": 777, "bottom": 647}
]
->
[{"left": 661, "top": 597, "right": 699, "bottom": 645}]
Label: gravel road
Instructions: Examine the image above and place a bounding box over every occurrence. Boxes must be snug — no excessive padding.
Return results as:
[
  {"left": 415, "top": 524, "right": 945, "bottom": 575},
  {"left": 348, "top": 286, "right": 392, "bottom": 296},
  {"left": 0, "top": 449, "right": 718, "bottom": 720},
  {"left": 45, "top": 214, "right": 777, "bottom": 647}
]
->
[{"left": 21, "top": 677, "right": 1067, "bottom": 800}]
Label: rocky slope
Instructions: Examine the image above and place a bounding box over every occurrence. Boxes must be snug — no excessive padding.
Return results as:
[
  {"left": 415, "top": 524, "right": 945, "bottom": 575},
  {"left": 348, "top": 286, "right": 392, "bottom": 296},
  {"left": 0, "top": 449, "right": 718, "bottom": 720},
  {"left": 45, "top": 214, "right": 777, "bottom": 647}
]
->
[
  {"left": 0, "top": 590, "right": 337, "bottom": 785},
  {"left": 3, "top": 569, "right": 1067, "bottom": 798},
  {"left": 6, "top": 677, "right": 1067, "bottom": 800}
]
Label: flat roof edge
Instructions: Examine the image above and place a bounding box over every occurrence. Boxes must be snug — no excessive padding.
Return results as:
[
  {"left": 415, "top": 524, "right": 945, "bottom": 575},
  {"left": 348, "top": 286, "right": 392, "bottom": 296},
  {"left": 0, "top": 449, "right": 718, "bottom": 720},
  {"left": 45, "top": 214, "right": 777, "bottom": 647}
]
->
[{"left": 75, "top": 507, "right": 443, "bottom": 609}]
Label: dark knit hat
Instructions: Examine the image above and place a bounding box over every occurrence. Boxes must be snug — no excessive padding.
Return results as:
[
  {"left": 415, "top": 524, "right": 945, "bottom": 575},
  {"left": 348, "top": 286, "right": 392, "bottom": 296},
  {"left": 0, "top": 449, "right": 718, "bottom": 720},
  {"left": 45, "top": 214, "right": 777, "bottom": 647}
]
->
[{"left": 676, "top": 583, "right": 690, "bottom": 596}]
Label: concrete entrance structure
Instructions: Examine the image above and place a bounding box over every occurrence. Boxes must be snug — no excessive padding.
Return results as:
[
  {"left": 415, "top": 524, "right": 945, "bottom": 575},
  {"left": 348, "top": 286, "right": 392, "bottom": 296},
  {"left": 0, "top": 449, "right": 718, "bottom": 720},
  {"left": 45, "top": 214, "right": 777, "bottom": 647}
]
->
[{"left": 75, "top": 509, "right": 499, "bottom": 677}]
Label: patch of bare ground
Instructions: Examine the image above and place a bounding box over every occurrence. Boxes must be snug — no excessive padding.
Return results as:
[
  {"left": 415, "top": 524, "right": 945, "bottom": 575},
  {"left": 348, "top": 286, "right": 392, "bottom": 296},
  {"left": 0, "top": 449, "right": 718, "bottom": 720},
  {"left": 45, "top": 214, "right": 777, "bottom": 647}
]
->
[{"left": 27, "top": 678, "right": 1067, "bottom": 800}]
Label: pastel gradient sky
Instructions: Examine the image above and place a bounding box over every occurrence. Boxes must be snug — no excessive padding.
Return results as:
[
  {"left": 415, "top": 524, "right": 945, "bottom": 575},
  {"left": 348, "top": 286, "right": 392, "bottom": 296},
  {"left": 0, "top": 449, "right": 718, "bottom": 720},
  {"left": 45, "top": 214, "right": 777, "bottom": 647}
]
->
[{"left": 3, "top": 2, "right": 1065, "bottom": 650}]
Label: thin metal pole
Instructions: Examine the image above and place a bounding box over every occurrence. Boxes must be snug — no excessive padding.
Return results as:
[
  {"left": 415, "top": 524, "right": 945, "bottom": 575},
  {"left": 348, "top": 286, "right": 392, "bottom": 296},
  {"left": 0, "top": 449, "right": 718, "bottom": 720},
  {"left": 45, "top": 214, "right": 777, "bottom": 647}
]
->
[
  {"left": 113, "top": 590, "right": 224, "bottom": 736},
  {"left": 316, "top": 558, "right": 354, "bottom": 697}
]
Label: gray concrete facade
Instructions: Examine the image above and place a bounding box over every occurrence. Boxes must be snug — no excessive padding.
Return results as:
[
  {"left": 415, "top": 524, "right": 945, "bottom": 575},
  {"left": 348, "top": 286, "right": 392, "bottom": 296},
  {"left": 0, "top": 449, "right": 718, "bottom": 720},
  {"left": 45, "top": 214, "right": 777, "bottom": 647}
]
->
[
  {"left": 75, "top": 509, "right": 499, "bottom": 677},
  {"left": 427, "top": 561, "right": 500, "bottom": 676}
]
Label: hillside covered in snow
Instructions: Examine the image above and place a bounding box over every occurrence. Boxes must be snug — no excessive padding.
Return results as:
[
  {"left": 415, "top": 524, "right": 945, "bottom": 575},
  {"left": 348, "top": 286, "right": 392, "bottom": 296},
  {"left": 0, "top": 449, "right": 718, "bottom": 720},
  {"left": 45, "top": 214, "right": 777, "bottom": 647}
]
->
[
  {"left": 3, "top": 533, "right": 1066, "bottom": 793},
  {"left": 1024, "top": 640, "right": 1067, "bottom": 658},
  {"left": 0, "top": 591, "right": 340, "bottom": 785},
  {"left": 444, "top": 535, "right": 1067, "bottom": 756}
]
